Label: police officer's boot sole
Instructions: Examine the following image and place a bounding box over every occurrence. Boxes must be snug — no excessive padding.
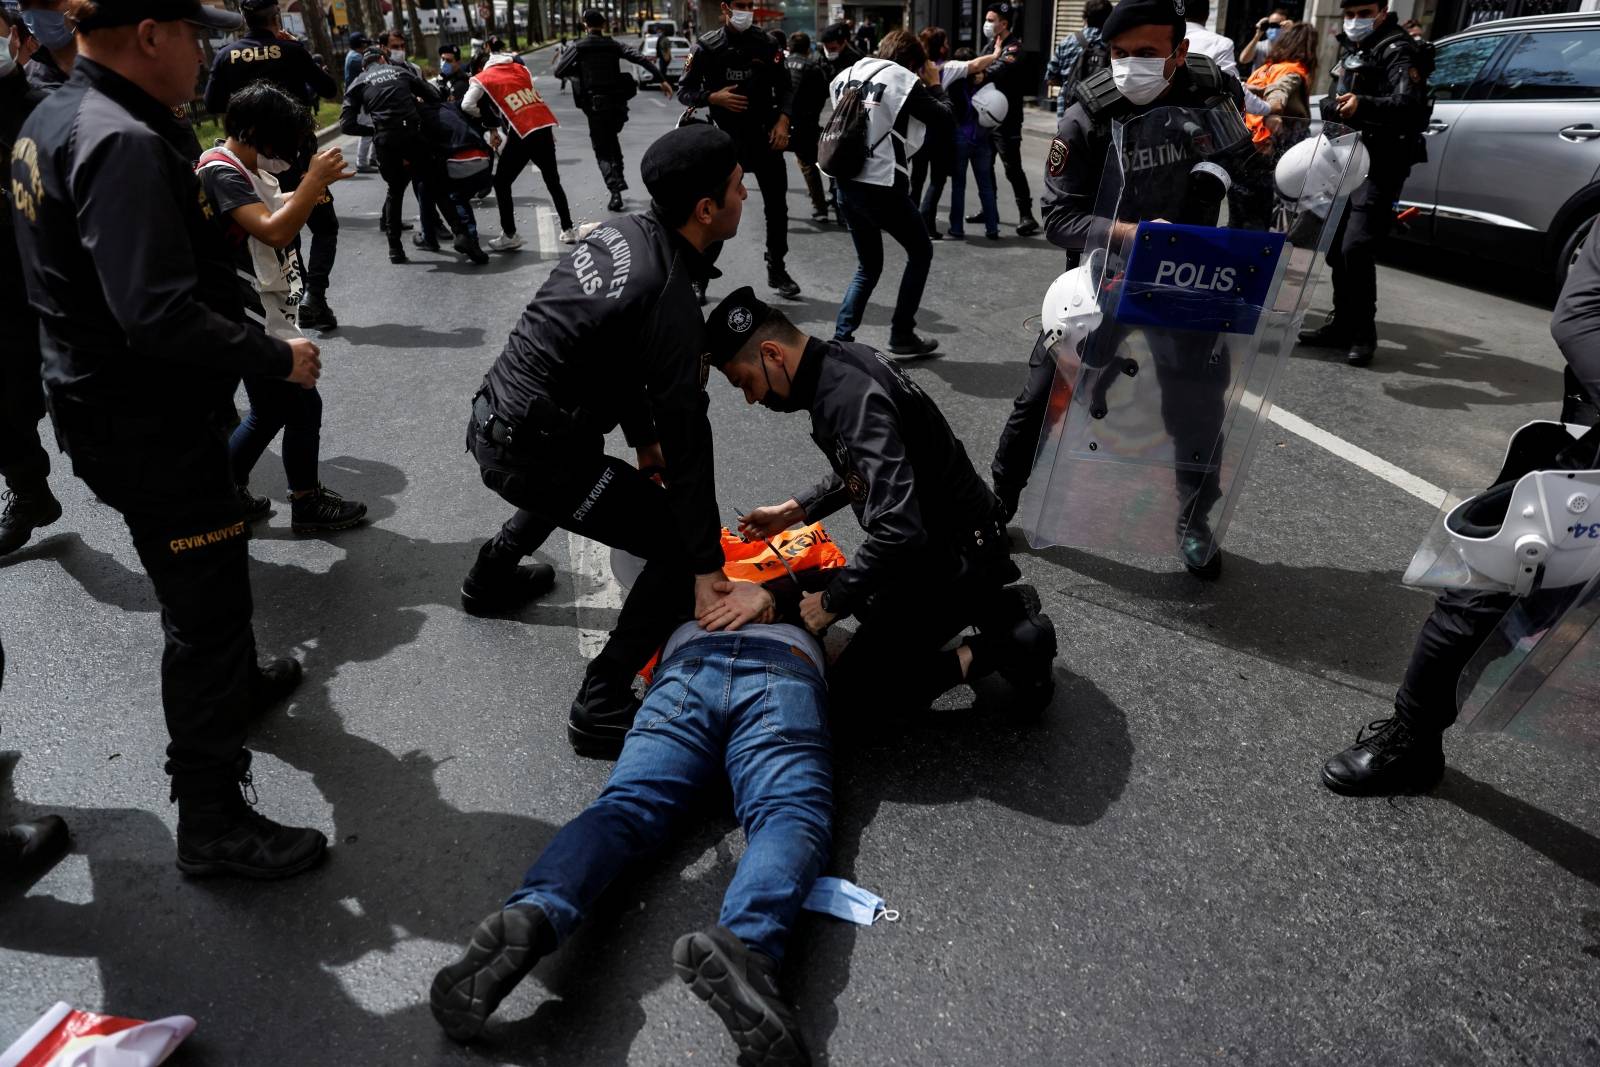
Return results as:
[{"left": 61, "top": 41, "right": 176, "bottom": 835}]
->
[
  {"left": 460, "top": 562, "right": 557, "bottom": 617},
  {"left": 0, "top": 492, "right": 64, "bottom": 556},
  {"left": 430, "top": 905, "right": 553, "bottom": 1044},
  {"left": 673, "top": 930, "right": 810, "bottom": 1067}
]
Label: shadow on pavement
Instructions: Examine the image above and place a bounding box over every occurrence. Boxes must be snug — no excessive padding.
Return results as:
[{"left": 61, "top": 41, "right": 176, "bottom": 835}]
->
[
  {"left": 334, "top": 323, "right": 488, "bottom": 349},
  {"left": 1380, "top": 241, "right": 1557, "bottom": 311},
  {"left": 1435, "top": 768, "right": 1600, "bottom": 894},
  {"left": 916, "top": 357, "right": 1026, "bottom": 401}
]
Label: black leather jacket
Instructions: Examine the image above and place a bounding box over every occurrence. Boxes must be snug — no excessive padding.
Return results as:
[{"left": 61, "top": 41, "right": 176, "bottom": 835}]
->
[
  {"left": 1323, "top": 18, "right": 1431, "bottom": 169},
  {"left": 10, "top": 60, "right": 289, "bottom": 417},
  {"left": 677, "top": 24, "right": 793, "bottom": 145},
  {"left": 340, "top": 61, "right": 442, "bottom": 133},
  {"left": 553, "top": 32, "right": 662, "bottom": 112}
]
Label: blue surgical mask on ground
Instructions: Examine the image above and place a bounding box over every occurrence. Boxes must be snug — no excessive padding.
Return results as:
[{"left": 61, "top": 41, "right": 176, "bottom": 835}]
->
[
  {"left": 1343, "top": 17, "right": 1377, "bottom": 42},
  {"left": 21, "top": 8, "right": 73, "bottom": 52},
  {"left": 802, "top": 877, "right": 900, "bottom": 925}
]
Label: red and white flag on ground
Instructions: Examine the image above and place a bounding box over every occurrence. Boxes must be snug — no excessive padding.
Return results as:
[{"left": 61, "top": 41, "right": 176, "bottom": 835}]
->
[{"left": 0, "top": 1003, "right": 194, "bottom": 1067}]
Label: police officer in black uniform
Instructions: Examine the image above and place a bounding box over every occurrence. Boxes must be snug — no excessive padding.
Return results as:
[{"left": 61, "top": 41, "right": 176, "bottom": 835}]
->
[
  {"left": 463, "top": 123, "right": 748, "bottom": 758},
  {"left": 1296, "top": 0, "right": 1430, "bottom": 367},
  {"left": 437, "top": 43, "right": 469, "bottom": 102},
  {"left": 341, "top": 48, "right": 486, "bottom": 264},
  {"left": 783, "top": 31, "right": 830, "bottom": 224},
  {"left": 989, "top": 0, "right": 1244, "bottom": 576},
  {"left": 203, "top": 0, "right": 342, "bottom": 331},
  {"left": 709, "top": 288, "right": 1060, "bottom": 716},
  {"left": 552, "top": 7, "right": 669, "bottom": 214},
  {"left": 977, "top": 2, "right": 1041, "bottom": 237},
  {"left": 12, "top": 0, "right": 325, "bottom": 878},
  {"left": 677, "top": 0, "right": 801, "bottom": 299}
]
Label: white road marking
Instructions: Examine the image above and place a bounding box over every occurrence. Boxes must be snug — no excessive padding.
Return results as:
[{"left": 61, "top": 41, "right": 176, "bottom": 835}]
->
[
  {"left": 1267, "top": 404, "right": 1449, "bottom": 508},
  {"left": 569, "top": 531, "right": 624, "bottom": 660},
  {"left": 536, "top": 204, "right": 560, "bottom": 253}
]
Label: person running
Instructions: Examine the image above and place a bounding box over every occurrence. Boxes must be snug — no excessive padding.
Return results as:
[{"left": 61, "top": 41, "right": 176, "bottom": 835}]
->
[{"left": 198, "top": 82, "right": 369, "bottom": 533}]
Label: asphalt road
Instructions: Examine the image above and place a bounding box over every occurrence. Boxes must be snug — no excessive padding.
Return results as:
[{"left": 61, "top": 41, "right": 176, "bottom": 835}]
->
[{"left": 2, "top": 44, "right": 1597, "bottom": 1066}]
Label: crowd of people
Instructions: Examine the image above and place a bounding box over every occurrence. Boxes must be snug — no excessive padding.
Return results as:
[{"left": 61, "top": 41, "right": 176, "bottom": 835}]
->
[{"left": 3, "top": 0, "right": 1598, "bottom": 1062}]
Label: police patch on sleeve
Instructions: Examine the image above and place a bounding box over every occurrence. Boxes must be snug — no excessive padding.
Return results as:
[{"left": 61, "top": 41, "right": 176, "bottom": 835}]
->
[
  {"left": 1047, "top": 138, "right": 1068, "bottom": 177},
  {"left": 1408, "top": 66, "right": 1422, "bottom": 83},
  {"left": 845, "top": 471, "right": 868, "bottom": 503}
]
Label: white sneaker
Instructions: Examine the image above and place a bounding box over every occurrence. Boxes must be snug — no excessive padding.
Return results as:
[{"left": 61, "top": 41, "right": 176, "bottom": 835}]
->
[
  {"left": 487, "top": 234, "right": 524, "bottom": 252},
  {"left": 559, "top": 227, "right": 579, "bottom": 244}
]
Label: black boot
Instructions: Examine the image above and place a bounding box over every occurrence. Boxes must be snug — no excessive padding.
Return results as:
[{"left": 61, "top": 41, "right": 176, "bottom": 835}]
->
[
  {"left": 0, "top": 814, "right": 70, "bottom": 881},
  {"left": 236, "top": 484, "right": 272, "bottom": 523},
  {"left": 297, "top": 290, "right": 339, "bottom": 332},
  {"left": 970, "top": 585, "right": 1057, "bottom": 715},
  {"left": 290, "top": 485, "right": 368, "bottom": 534},
  {"left": 0, "top": 484, "right": 63, "bottom": 557},
  {"left": 568, "top": 665, "right": 641, "bottom": 759},
  {"left": 1321, "top": 715, "right": 1445, "bottom": 796},
  {"left": 607, "top": 190, "right": 625, "bottom": 213},
  {"left": 174, "top": 757, "right": 327, "bottom": 879},
  {"left": 766, "top": 256, "right": 801, "bottom": 299},
  {"left": 460, "top": 541, "right": 557, "bottom": 617},
  {"left": 431, "top": 904, "right": 557, "bottom": 1043},
  {"left": 673, "top": 925, "right": 811, "bottom": 1067},
  {"left": 887, "top": 333, "right": 939, "bottom": 359},
  {"left": 389, "top": 241, "right": 408, "bottom": 264},
  {"left": 1015, "top": 212, "right": 1041, "bottom": 238},
  {"left": 1179, "top": 524, "right": 1222, "bottom": 580},
  {"left": 413, "top": 231, "right": 443, "bottom": 252},
  {"left": 1297, "top": 316, "right": 1348, "bottom": 348},
  {"left": 1346, "top": 341, "right": 1377, "bottom": 367},
  {"left": 453, "top": 232, "right": 490, "bottom": 265}
]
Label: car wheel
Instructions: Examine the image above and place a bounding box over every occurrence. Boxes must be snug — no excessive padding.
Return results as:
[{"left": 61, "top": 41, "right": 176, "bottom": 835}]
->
[{"left": 1556, "top": 212, "right": 1596, "bottom": 292}]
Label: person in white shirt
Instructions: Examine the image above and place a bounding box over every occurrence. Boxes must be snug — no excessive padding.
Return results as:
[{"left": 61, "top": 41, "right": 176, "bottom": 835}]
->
[{"left": 1180, "top": 0, "right": 1238, "bottom": 76}]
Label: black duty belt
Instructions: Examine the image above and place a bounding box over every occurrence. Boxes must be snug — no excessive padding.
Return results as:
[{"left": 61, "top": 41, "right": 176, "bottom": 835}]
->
[{"left": 472, "top": 392, "right": 517, "bottom": 447}]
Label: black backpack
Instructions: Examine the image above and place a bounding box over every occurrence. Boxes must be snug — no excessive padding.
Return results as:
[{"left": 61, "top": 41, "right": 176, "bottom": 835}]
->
[
  {"left": 1066, "top": 29, "right": 1111, "bottom": 92},
  {"left": 818, "top": 59, "right": 895, "bottom": 180}
]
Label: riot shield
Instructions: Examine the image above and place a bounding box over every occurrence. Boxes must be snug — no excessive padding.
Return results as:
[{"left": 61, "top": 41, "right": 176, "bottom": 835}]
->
[{"left": 1018, "top": 108, "right": 1363, "bottom": 566}]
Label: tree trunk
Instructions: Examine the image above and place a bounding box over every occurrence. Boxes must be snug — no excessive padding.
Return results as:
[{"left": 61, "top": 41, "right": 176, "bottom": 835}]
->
[
  {"left": 300, "top": 0, "right": 339, "bottom": 77},
  {"left": 506, "top": 0, "right": 518, "bottom": 48},
  {"left": 527, "top": 0, "right": 543, "bottom": 43},
  {"left": 462, "top": 0, "right": 477, "bottom": 36}
]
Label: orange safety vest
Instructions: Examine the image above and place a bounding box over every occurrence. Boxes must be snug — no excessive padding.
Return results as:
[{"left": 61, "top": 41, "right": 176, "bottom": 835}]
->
[
  {"left": 1243, "top": 60, "right": 1310, "bottom": 144},
  {"left": 473, "top": 61, "right": 558, "bottom": 138}
]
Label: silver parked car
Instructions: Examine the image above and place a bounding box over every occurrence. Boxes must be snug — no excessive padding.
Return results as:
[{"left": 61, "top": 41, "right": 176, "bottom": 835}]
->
[{"left": 1396, "top": 12, "right": 1600, "bottom": 286}]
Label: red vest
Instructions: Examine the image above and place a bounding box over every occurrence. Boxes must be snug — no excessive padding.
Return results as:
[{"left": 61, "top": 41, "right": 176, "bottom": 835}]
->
[{"left": 473, "top": 61, "right": 558, "bottom": 138}]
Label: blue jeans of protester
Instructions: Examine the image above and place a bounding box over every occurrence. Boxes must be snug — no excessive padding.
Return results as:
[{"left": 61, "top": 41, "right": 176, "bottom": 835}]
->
[
  {"left": 834, "top": 179, "right": 934, "bottom": 343},
  {"left": 950, "top": 120, "right": 1000, "bottom": 238},
  {"left": 229, "top": 375, "right": 322, "bottom": 493},
  {"left": 505, "top": 634, "right": 832, "bottom": 963}
]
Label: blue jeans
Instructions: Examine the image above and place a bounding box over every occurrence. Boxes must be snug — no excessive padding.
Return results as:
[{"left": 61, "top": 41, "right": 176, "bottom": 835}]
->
[
  {"left": 950, "top": 121, "right": 999, "bottom": 238},
  {"left": 229, "top": 376, "right": 322, "bottom": 492},
  {"left": 505, "top": 634, "right": 832, "bottom": 963},
  {"left": 834, "top": 180, "right": 933, "bottom": 342}
]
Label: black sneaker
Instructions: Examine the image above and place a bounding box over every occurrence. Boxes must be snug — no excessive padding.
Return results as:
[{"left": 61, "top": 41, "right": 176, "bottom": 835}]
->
[
  {"left": 389, "top": 245, "right": 409, "bottom": 264},
  {"left": 965, "top": 211, "right": 985, "bottom": 224},
  {"left": 568, "top": 668, "right": 641, "bottom": 759},
  {"left": 767, "top": 260, "right": 801, "bottom": 299},
  {"left": 0, "top": 487, "right": 63, "bottom": 556},
  {"left": 608, "top": 191, "right": 625, "bottom": 213},
  {"left": 1179, "top": 527, "right": 1222, "bottom": 580},
  {"left": 431, "top": 904, "right": 556, "bottom": 1043},
  {"left": 236, "top": 484, "right": 272, "bottom": 523},
  {"left": 1346, "top": 342, "right": 1376, "bottom": 367},
  {"left": 290, "top": 486, "right": 367, "bottom": 535},
  {"left": 673, "top": 925, "right": 810, "bottom": 1067},
  {"left": 413, "top": 232, "right": 443, "bottom": 252},
  {"left": 175, "top": 769, "right": 327, "bottom": 879},
  {"left": 251, "top": 657, "right": 303, "bottom": 716},
  {"left": 810, "top": 207, "right": 830, "bottom": 223},
  {"left": 1297, "top": 318, "right": 1347, "bottom": 348},
  {"left": 454, "top": 233, "right": 490, "bottom": 265},
  {"left": 1321, "top": 715, "right": 1445, "bottom": 796},
  {"left": 1016, "top": 217, "right": 1041, "bottom": 237},
  {"left": 460, "top": 560, "right": 557, "bottom": 616},
  {"left": 297, "top": 293, "right": 338, "bottom": 332},
  {"left": 1, "top": 814, "right": 71, "bottom": 881},
  {"left": 887, "top": 334, "right": 939, "bottom": 359}
]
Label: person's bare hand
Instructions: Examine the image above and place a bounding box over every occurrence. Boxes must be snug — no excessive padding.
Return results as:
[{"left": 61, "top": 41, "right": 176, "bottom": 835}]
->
[
  {"left": 699, "top": 579, "right": 776, "bottom": 632},
  {"left": 710, "top": 86, "right": 748, "bottom": 111},
  {"left": 488, "top": 130, "right": 503, "bottom": 149},
  {"left": 768, "top": 115, "right": 790, "bottom": 150},
  {"left": 636, "top": 441, "right": 666, "bottom": 485},
  {"left": 285, "top": 337, "right": 321, "bottom": 389},
  {"left": 307, "top": 147, "right": 354, "bottom": 186},
  {"left": 693, "top": 571, "right": 729, "bottom": 620},
  {"left": 1335, "top": 92, "right": 1360, "bottom": 118},
  {"left": 738, "top": 500, "right": 801, "bottom": 540},
  {"left": 799, "top": 590, "right": 836, "bottom": 634}
]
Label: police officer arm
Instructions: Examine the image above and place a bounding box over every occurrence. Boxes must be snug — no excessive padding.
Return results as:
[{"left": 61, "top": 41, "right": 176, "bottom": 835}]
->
[
  {"left": 339, "top": 81, "right": 374, "bottom": 135},
  {"left": 676, "top": 40, "right": 717, "bottom": 107},
  {"left": 76, "top": 131, "right": 293, "bottom": 379},
  {"left": 642, "top": 351, "right": 725, "bottom": 577},
  {"left": 620, "top": 41, "right": 667, "bottom": 83},
  {"left": 407, "top": 69, "right": 444, "bottom": 105},
  {"left": 1552, "top": 227, "right": 1600, "bottom": 404},
  {"left": 1343, "top": 42, "right": 1429, "bottom": 128},
  {"left": 552, "top": 43, "right": 579, "bottom": 79},
  {"left": 1042, "top": 106, "right": 1107, "bottom": 253},
  {"left": 905, "top": 79, "right": 953, "bottom": 137},
  {"left": 297, "top": 43, "right": 341, "bottom": 101}
]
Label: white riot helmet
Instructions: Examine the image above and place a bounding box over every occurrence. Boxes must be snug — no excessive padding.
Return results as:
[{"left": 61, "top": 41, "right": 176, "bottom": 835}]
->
[
  {"left": 972, "top": 83, "right": 1009, "bottom": 130},
  {"left": 1274, "top": 133, "right": 1369, "bottom": 205},
  {"left": 1039, "top": 249, "right": 1104, "bottom": 350}
]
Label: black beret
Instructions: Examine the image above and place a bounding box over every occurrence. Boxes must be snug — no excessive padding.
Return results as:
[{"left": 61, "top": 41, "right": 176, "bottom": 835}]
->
[
  {"left": 819, "top": 21, "right": 850, "bottom": 43},
  {"left": 349, "top": 31, "right": 369, "bottom": 46},
  {"left": 1102, "top": 0, "right": 1186, "bottom": 43},
  {"left": 986, "top": 2, "right": 1018, "bottom": 22},
  {"left": 640, "top": 124, "right": 740, "bottom": 220},
  {"left": 705, "top": 286, "right": 773, "bottom": 368},
  {"left": 240, "top": 0, "right": 279, "bottom": 12}
]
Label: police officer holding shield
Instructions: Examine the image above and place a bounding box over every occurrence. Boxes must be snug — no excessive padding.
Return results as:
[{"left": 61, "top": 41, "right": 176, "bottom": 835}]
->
[
  {"left": 203, "top": 0, "right": 342, "bottom": 331},
  {"left": 13, "top": 0, "right": 325, "bottom": 878},
  {"left": 553, "top": 7, "right": 669, "bottom": 214},
  {"left": 462, "top": 124, "right": 749, "bottom": 758},
  {"left": 1295, "top": 0, "right": 1429, "bottom": 367},
  {"left": 990, "top": 0, "right": 1242, "bottom": 579}
]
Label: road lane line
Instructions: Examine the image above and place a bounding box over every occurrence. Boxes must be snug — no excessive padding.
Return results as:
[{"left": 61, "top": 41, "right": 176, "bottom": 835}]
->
[
  {"left": 1267, "top": 404, "right": 1449, "bottom": 508},
  {"left": 569, "top": 531, "right": 623, "bottom": 660},
  {"left": 536, "top": 204, "right": 559, "bottom": 254}
]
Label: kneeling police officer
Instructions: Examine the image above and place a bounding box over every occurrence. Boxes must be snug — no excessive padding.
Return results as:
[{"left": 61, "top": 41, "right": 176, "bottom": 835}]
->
[
  {"left": 463, "top": 124, "right": 748, "bottom": 757},
  {"left": 710, "top": 287, "right": 1059, "bottom": 716},
  {"left": 989, "top": 0, "right": 1243, "bottom": 578}
]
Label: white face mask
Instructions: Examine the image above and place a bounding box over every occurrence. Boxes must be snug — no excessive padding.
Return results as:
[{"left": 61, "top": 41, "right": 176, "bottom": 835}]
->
[
  {"left": 982, "top": 20, "right": 995, "bottom": 38},
  {"left": 389, "top": 47, "right": 406, "bottom": 62},
  {"left": 259, "top": 156, "right": 292, "bottom": 174},
  {"left": 1343, "top": 16, "right": 1377, "bottom": 41},
  {"left": 727, "top": 9, "right": 753, "bottom": 31},
  {"left": 0, "top": 30, "right": 15, "bottom": 79},
  {"left": 1111, "top": 54, "right": 1173, "bottom": 105}
]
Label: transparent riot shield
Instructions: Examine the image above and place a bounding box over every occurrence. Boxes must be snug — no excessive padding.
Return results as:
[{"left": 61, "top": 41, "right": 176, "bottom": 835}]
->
[{"left": 1019, "top": 109, "right": 1363, "bottom": 566}]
